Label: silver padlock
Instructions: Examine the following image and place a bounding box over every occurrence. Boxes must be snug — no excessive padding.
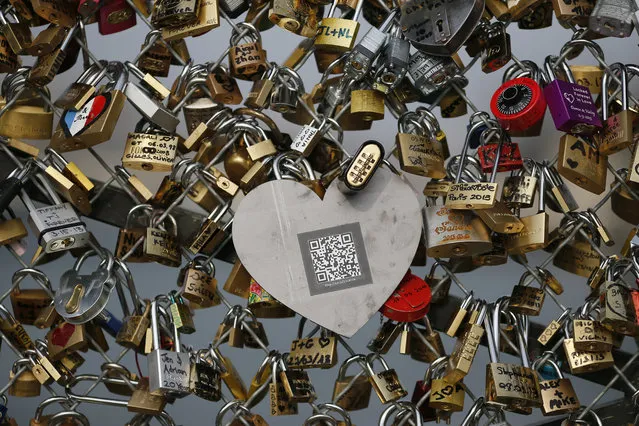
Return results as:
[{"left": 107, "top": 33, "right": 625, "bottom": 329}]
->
[
  {"left": 400, "top": 0, "right": 484, "bottom": 55},
  {"left": 26, "top": 197, "right": 90, "bottom": 253},
  {"left": 344, "top": 11, "right": 397, "bottom": 80},
  {"left": 407, "top": 51, "right": 461, "bottom": 102},
  {"left": 589, "top": 0, "right": 634, "bottom": 38},
  {"left": 148, "top": 298, "right": 191, "bottom": 396},
  {"left": 374, "top": 25, "right": 410, "bottom": 93},
  {"left": 54, "top": 249, "right": 117, "bottom": 324},
  {"left": 124, "top": 82, "right": 180, "bottom": 133},
  {"left": 220, "top": 0, "right": 249, "bottom": 18}
]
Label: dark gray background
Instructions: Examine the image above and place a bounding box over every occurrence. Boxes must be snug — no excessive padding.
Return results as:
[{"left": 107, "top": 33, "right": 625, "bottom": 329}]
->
[{"left": 1, "top": 10, "right": 638, "bottom": 425}]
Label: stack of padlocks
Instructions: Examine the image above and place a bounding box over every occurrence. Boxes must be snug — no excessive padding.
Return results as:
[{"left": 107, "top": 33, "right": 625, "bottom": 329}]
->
[{"left": 0, "top": 0, "right": 637, "bottom": 424}]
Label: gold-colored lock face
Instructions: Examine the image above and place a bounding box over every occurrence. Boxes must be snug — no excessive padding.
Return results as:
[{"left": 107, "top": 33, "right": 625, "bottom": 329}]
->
[
  {"left": 0, "top": 102, "right": 53, "bottom": 140},
  {"left": 224, "top": 145, "right": 255, "bottom": 184},
  {"left": 216, "top": 351, "right": 248, "bottom": 400},
  {"left": 313, "top": 50, "right": 345, "bottom": 74},
  {"left": 115, "top": 228, "right": 147, "bottom": 262},
  {"left": 506, "top": 212, "right": 549, "bottom": 254},
  {"left": 223, "top": 260, "right": 253, "bottom": 298},
  {"left": 122, "top": 133, "right": 179, "bottom": 172},
  {"left": 43, "top": 166, "right": 91, "bottom": 215},
  {"left": 445, "top": 182, "right": 498, "bottom": 210},
  {"left": 425, "top": 206, "right": 493, "bottom": 258},
  {"left": 557, "top": 134, "right": 607, "bottom": 194},
  {"left": 0, "top": 218, "right": 28, "bottom": 247},
  {"left": 350, "top": 89, "right": 385, "bottom": 121},
  {"left": 409, "top": 327, "right": 445, "bottom": 363},
  {"left": 229, "top": 42, "right": 268, "bottom": 80},
  {"left": 11, "top": 287, "right": 52, "bottom": 326},
  {"left": 572, "top": 319, "right": 613, "bottom": 352},
  {"left": 333, "top": 375, "right": 372, "bottom": 411},
  {"left": 368, "top": 367, "right": 406, "bottom": 404},
  {"left": 162, "top": 0, "right": 220, "bottom": 40},
  {"left": 429, "top": 379, "right": 465, "bottom": 411},
  {"left": 551, "top": 0, "right": 594, "bottom": 25},
  {"left": 0, "top": 34, "right": 20, "bottom": 73},
  {"left": 539, "top": 377, "right": 580, "bottom": 416},
  {"left": 181, "top": 268, "right": 221, "bottom": 307},
  {"left": 127, "top": 377, "right": 167, "bottom": 415},
  {"left": 600, "top": 110, "right": 635, "bottom": 155},
  {"left": 288, "top": 336, "right": 337, "bottom": 369},
  {"left": 570, "top": 65, "right": 603, "bottom": 95},
  {"left": 314, "top": 17, "right": 359, "bottom": 53},
  {"left": 553, "top": 234, "right": 601, "bottom": 278},
  {"left": 116, "top": 313, "right": 151, "bottom": 349},
  {"left": 485, "top": 363, "right": 541, "bottom": 409},
  {"left": 9, "top": 368, "right": 41, "bottom": 397},
  {"left": 563, "top": 338, "right": 614, "bottom": 374},
  {"left": 144, "top": 227, "right": 180, "bottom": 267},
  {"left": 270, "top": 380, "right": 298, "bottom": 415},
  {"left": 395, "top": 133, "right": 446, "bottom": 179},
  {"left": 440, "top": 91, "right": 468, "bottom": 118},
  {"left": 0, "top": 318, "right": 34, "bottom": 350},
  {"left": 31, "top": 0, "right": 77, "bottom": 27},
  {"left": 509, "top": 285, "right": 545, "bottom": 316},
  {"left": 474, "top": 201, "right": 525, "bottom": 234},
  {"left": 444, "top": 323, "right": 484, "bottom": 384},
  {"left": 611, "top": 183, "right": 639, "bottom": 225}
]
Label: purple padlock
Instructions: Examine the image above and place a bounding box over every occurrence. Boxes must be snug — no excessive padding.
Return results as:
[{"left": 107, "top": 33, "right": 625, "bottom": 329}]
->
[{"left": 543, "top": 55, "right": 601, "bottom": 135}]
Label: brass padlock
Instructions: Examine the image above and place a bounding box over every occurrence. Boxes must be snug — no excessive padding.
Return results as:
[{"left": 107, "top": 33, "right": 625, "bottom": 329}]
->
[
  {"left": 332, "top": 354, "right": 372, "bottom": 411},
  {"left": 508, "top": 271, "right": 545, "bottom": 316},
  {"left": 557, "top": 133, "right": 607, "bottom": 194},
  {"left": 534, "top": 358, "right": 580, "bottom": 416},
  {"left": 365, "top": 354, "right": 407, "bottom": 404},
  {"left": 10, "top": 268, "right": 53, "bottom": 326}
]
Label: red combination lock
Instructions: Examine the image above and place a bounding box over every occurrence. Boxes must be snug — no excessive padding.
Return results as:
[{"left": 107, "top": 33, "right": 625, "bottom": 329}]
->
[
  {"left": 490, "top": 77, "right": 546, "bottom": 134},
  {"left": 380, "top": 270, "right": 431, "bottom": 322}
]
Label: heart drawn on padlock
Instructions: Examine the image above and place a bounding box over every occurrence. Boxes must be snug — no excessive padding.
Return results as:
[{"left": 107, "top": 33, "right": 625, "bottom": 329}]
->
[
  {"left": 60, "top": 93, "right": 111, "bottom": 137},
  {"left": 51, "top": 323, "right": 76, "bottom": 347},
  {"left": 563, "top": 92, "right": 575, "bottom": 104},
  {"left": 233, "top": 168, "right": 422, "bottom": 337}
]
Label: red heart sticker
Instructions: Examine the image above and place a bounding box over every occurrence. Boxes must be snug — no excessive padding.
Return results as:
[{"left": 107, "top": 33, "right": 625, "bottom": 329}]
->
[
  {"left": 61, "top": 93, "right": 111, "bottom": 137},
  {"left": 51, "top": 323, "right": 76, "bottom": 347}
]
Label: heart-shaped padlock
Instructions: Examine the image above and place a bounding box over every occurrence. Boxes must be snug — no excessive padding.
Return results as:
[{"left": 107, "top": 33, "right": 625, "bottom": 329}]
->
[
  {"left": 233, "top": 167, "right": 422, "bottom": 337},
  {"left": 400, "top": 0, "right": 485, "bottom": 56},
  {"left": 55, "top": 249, "right": 116, "bottom": 324}
]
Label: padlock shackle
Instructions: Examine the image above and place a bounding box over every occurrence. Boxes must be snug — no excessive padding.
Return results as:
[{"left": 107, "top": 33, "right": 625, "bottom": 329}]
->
[
  {"left": 316, "top": 403, "right": 352, "bottom": 426},
  {"left": 337, "top": 354, "right": 367, "bottom": 379},
  {"left": 602, "top": 63, "right": 628, "bottom": 120},
  {"left": 11, "top": 267, "right": 54, "bottom": 296}
]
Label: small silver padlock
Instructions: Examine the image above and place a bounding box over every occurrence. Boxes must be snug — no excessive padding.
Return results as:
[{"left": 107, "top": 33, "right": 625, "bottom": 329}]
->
[{"left": 148, "top": 298, "right": 191, "bottom": 396}]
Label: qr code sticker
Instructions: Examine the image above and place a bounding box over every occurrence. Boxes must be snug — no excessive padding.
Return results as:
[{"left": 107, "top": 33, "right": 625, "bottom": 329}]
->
[
  {"left": 309, "top": 232, "right": 362, "bottom": 284},
  {"left": 298, "top": 223, "right": 372, "bottom": 295}
]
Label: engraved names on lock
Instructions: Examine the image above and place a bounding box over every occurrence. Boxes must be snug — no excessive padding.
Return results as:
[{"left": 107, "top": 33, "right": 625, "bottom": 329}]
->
[
  {"left": 184, "top": 270, "right": 220, "bottom": 306},
  {"left": 510, "top": 286, "right": 544, "bottom": 314},
  {"left": 487, "top": 364, "right": 540, "bottom": 402},
  {"left": 159, "top": 352, "right": 190, "bottom": 393},
  {"left": 399, "top": 134, "right": 444, "bottom": 175},
  {"left": 573, "top": 320, "right": 611, "bottom": 349},
  {"left": 231, "top": 44, "right": 265, "bottom": 67},
  {"left": 123, "top": 133, "right": 178, "bottom": 172},
  {"left": 291, "top": 125, "right": 319, "bottom": 156},
  {"left": 539, "top": 379, "right": 578, "bottom": 411},
  {"left": 288, "top": 337, "right": 335, "bottom": 369},
  {"left": 428, "top": 207, "right": 478, "bottom": 251},
  {"left": 446, "top": 183, "right": 498, "bottom": 209},
  {"left": 430, "top": 381, "right": 464, "bottom": 405},
  {"left": 146, "top": 228, "right": 180, "bottom": 262}
]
